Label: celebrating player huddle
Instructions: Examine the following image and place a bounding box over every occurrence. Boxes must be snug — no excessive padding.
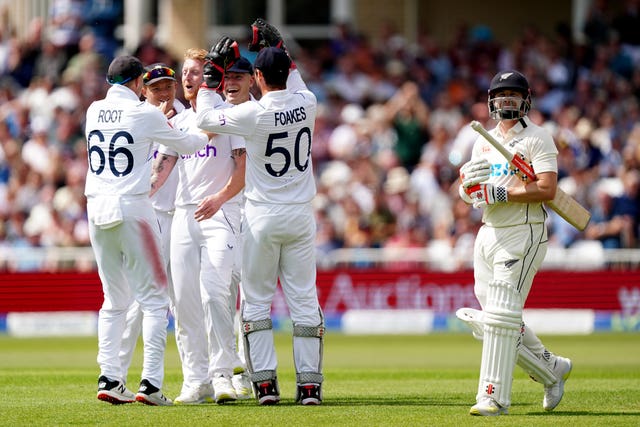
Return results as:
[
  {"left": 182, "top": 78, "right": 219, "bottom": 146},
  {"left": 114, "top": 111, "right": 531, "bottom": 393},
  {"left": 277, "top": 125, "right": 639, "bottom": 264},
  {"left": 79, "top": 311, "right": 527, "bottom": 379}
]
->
[
  {"left": 86, "top": 18, "right": 323, "bottom": 407},
  {"left": 86, "top": 18, "right": 572, "bottom": 415}
]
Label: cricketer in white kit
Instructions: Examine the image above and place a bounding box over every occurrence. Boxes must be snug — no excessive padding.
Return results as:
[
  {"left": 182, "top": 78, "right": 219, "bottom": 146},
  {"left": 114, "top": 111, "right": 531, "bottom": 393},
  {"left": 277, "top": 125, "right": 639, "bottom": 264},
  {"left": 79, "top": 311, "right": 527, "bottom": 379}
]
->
[
  {"left": 85, "top": 55, "right": 208, "bottom": 406},
  {"left": 458, "top": 70, "right": 572, "bottom": 416},
  {"left": 159, "top": 107, "right": 246, "bottom": 403},
  {"left": 150, "top": 48, "right": 248, "bottom": 405},
  {"left": 196, "top": 33, "right": 324, "bottom": 406},
  {"left": 119, "top": 64, "right": 185, "bottom": 384}
]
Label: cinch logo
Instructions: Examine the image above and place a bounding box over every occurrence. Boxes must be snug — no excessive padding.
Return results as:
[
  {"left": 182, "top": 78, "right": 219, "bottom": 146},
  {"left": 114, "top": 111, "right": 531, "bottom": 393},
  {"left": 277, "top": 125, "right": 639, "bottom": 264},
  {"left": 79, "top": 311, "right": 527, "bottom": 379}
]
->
[{"left": 181, "top": 144, "right": 217, "bottom": 159}]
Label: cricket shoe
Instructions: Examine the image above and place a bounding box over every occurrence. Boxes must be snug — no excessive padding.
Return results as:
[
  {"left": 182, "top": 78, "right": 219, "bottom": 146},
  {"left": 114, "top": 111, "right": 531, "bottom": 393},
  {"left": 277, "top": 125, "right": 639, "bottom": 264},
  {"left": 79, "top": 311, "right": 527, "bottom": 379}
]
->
[
  {"left": 543, "top": 356, "right": 572, "bottom": 411},
  {"left": 174, "top": 382, "right": 215, "bottom": 405},
  {"left": 296, "top": 383, "right": 322, "bottom": 405},
  {"left": 212, "top": 374, "right": 237, "bottom": 404},
  {"left": 97, "top": 375, "right": 135, "bottom": 404},
  {"left": 470, "top": 397, "right": 508, "bottom": 416},
  {"left": 135, "top": 379, "right": 173, "bottom": 406},
  {"left": 232, "top": 371, "right": 253, "bottom": 400},
  {"left": 254, "top": 379, "right": 280, "bottom": 405}
]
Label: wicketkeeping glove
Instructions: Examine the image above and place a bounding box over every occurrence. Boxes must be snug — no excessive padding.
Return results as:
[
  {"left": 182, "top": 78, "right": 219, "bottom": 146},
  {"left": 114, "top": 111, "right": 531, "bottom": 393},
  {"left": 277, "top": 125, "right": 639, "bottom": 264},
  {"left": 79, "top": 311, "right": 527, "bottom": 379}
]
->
[
  {"left": 248, "top": 18, "right": 285, "bottom": 52},
  {"left": 459, "top": 158, "right": 491, "bottom": 188},
  {"left": 202, "top": 36, "right": 241, "bottom": 90},
  {"left": 465, "top": 183, "right": 508, "bottom": 208}
]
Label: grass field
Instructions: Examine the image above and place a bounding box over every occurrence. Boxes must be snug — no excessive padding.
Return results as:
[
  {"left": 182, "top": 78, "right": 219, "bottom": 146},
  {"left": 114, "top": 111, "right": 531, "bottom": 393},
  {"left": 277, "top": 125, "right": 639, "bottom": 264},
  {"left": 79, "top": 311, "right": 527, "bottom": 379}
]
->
[{"left": 0, "top": 332, "right": 639, "bottom": 426}]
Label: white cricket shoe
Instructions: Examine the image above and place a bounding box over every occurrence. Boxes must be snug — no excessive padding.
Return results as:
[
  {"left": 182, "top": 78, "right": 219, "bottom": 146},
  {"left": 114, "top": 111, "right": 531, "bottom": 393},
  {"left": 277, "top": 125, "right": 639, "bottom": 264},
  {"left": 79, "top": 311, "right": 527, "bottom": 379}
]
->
[
  {"left": 212, "top": 374, "right": 237, "bottom": 404},
  {"left": 135, "top": 379, "right": 173, "bottom": 406},
  {"left": 232, "top": 371, "right": 253, "bottom": 400},
  {"left": 543, "top": 356, "right": 572, "bottom": 411},
  {"left": 470, "top": 397, "right": 508, "bottom": 416},
  {"left": 174, "top": 382, "right": 215, "bottom": 405}
]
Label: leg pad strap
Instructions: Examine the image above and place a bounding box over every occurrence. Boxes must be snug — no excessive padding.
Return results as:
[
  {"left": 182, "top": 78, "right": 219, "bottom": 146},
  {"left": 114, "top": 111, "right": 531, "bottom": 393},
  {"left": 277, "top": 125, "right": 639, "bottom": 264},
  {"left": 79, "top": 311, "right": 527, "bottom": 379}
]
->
[
  {"left": 242, "top": 318, "right": 272, "bottom": 336},
  {"left": 296, "top": 372, "right": 324, "bottom": 384},
  {"left": 251, "top": 369, "right": 277, "bottom": 383},
  {"left": 293, "top": 324, "right": 325, "bottom": 338}
]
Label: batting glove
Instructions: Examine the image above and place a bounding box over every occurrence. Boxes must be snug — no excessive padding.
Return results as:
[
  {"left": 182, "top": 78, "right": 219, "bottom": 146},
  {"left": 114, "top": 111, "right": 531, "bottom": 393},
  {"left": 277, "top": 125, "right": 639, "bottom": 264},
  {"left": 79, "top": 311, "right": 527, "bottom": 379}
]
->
[
  {"left": 459, "top": 158, "right": 491, "bottom": 188},
  {"left": 466, "top": 183, "right": 508, "bottom": 208},
  {"left": 202, "top": 36, "right": 241, "bottom": 90}
]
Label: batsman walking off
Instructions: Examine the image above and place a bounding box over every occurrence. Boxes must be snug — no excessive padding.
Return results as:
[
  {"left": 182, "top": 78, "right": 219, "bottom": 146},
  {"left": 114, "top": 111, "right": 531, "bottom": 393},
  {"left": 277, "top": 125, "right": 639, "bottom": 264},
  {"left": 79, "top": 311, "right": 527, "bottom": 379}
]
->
[
  {"left": 196, "top": 19, "right": 324, "bottom": 405},
  {"left": 457, "top": 70, "right": 572, "bottom": 416}
]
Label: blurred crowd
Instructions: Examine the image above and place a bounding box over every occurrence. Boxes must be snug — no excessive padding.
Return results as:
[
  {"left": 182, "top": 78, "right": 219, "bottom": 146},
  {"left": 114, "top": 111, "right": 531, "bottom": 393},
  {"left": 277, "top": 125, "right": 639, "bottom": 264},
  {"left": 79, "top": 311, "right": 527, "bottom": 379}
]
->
[{"left": 1, "top": 1, "right": 640, "bottom": 271}]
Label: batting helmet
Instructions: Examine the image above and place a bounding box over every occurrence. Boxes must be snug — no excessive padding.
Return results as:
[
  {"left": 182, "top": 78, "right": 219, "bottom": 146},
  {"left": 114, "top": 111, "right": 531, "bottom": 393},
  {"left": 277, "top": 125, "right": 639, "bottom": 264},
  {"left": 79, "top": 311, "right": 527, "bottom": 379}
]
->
[{"left": 488, "top": 70, "right": 532, "bottom": 120}]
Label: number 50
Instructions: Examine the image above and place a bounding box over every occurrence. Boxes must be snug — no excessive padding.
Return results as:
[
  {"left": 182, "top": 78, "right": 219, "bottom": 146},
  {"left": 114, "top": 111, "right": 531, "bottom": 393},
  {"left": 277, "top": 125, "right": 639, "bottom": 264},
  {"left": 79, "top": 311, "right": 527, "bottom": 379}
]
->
[{"left": 265, "top": 127, "right": 311, "bottom": 177}]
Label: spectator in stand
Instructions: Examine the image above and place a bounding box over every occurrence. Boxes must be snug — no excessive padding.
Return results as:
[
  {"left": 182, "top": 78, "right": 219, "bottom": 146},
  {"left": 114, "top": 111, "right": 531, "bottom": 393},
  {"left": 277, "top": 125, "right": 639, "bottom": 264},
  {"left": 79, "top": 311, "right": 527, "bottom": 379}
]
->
[
  {"left": 585, "top": 169, "right": 640, "bottom": 248},
  {"left": 134, "top": 23, "right": 175, "bottom": 70},
  {"left": 384, "top": 81, "right": 430, "bottom": 171}
]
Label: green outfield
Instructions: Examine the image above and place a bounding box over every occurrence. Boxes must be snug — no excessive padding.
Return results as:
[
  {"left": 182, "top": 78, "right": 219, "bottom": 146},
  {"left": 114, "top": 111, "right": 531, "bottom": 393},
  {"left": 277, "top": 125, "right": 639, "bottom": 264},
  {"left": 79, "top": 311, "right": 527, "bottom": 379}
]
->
[{"left": 0, "top": 332, "right": 638, "bottom": 426}]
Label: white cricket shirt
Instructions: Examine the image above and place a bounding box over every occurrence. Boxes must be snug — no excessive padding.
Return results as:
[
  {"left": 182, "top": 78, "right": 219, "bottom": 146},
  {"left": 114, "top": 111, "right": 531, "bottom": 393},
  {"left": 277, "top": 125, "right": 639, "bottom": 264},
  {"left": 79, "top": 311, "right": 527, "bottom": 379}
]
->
[
  {"left": 196, "top": 70, "right": 317, "bottom": 204},
  {"left": 84, "top": 84, "right": 208, "bottom": 197},
  {"left": 470, "top": 116, "right": 558, "bottom": 227},
  {"left": 159, "top": 107, "right": 245, "bottom": 207}
]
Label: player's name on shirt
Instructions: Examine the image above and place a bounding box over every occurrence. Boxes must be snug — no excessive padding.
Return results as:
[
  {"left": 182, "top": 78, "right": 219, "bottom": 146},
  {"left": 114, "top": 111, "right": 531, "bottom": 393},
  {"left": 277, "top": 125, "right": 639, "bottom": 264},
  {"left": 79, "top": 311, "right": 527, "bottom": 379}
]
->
[
  {"left": 97, "top": 109, "right": 125, "bottom": 123},
  {"left": 274, "top": 107, "right": 307, "bottom": 126}
]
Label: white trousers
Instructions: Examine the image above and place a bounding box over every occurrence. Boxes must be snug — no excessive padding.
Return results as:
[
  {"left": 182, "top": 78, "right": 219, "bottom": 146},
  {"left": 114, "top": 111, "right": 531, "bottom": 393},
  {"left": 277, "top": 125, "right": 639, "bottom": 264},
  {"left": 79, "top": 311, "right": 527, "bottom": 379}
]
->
[
  {"left": 171, "top": 204, "right": 242, "bottom": 385},
  {"left": 90, "top": 196, "right": 169, "bottom": 389},
  {"left": 242, "top": 201, "right": 322, "bottom": 375},
  {"left": 119, "top": 209, "right": 175, "bottom": 383},
  {"left": 473, "top": 222, "right": 548, "bottom": 406}
]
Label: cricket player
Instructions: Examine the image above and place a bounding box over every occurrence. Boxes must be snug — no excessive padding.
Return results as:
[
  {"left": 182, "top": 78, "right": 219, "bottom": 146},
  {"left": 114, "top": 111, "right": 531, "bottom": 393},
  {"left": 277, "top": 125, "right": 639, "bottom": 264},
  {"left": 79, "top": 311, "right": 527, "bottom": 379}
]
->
[
  {"left": 150, "top": 48, "right": 247, "bottom": 404},
  {"left": 119, "top": 63, "right": 184, "bottom": 384},
  {"left": 196, "top": 20, "right": 324, "bottom": 405},
  {"left": 86, "top": 55, "right": 209, "bottom": 406},
  {"left": 457, "top": 70, "right": 572, "bottom": 416},
  {"left": 219, "top": 54, "right": 256, "bottom": 400}
]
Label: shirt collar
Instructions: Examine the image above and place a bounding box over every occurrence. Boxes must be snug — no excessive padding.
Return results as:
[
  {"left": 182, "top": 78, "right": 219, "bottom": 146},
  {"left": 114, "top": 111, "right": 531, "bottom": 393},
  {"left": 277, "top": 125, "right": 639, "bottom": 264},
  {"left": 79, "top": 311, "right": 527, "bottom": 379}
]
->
[{"left": 106, "top": 83, "right": 140, "bottom": 101}]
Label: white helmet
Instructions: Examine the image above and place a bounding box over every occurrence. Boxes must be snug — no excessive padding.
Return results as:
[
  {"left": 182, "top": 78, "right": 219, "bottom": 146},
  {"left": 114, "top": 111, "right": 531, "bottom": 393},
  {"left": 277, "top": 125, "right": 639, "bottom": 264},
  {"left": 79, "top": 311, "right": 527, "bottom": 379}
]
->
[{"left": 488, "top": 70, "right": 532, "bottom": 120}]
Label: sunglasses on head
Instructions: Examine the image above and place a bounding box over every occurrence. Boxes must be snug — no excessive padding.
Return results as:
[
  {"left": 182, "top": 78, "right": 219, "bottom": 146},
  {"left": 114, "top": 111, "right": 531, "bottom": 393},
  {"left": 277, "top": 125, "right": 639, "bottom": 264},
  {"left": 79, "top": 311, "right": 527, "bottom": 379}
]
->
[{"left": 143, "top": 65, "right": 175, "bottom": 84}]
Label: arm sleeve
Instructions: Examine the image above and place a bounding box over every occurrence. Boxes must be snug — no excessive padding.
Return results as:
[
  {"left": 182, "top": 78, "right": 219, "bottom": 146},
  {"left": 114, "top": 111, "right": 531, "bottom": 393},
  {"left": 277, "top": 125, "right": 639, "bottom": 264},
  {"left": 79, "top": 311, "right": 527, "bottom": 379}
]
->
[
  {"left": 158, "top": 144, "right": 178, "bottom": 156},
  {"left": 195, "top": 88, "right": 226, "bottom": 132},
  {"left": 286, "top": 68, "right": 307, "bottom": 93},
  {"left": 530, "top": 132, "right": 559, "bottom": 174},
  {"left": 149, "top": 110, "right": 208, "bottom": 155},
  {"left": 196, "top": 91, "right": 256, "bottom": 138}
]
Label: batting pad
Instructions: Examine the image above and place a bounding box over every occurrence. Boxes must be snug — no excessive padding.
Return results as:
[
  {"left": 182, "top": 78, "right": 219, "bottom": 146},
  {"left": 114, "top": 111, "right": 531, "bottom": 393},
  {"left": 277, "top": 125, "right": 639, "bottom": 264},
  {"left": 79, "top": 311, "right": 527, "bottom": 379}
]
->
[
  {"left": 457, "top": 307, "right": 557, "bottom": 386},
  {"left": 477, "top": 280, "right": 522, "bottom": 408},
  {"left": 517, "top": 345, "right": 557, "bottom": 386}
]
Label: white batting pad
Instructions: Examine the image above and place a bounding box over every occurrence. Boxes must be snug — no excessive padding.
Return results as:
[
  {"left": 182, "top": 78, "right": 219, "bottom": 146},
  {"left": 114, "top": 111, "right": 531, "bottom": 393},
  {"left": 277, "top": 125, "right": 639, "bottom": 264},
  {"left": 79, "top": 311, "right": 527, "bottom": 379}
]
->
[
  {"left": 476, "top": 280, "right": 522, "bottom": 408},
  {"left": 517, "top": 345, "right": 557, "bottom": 386},
  {"left": 477, "top": 324, "right": 519, "bottom": 408}
]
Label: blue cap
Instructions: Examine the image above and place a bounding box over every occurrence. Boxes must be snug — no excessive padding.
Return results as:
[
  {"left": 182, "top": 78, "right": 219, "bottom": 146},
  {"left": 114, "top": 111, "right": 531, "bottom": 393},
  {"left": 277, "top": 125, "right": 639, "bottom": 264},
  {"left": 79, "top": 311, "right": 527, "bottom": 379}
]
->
[
  {"left": 107, "top": 55, "right": 144, "bottom": 85},
  {"left": 227, "top": 57, "right": 253, "bottom": 74},
  {"left": 254, "top": 47, "right": 290, "bottom": 78}
]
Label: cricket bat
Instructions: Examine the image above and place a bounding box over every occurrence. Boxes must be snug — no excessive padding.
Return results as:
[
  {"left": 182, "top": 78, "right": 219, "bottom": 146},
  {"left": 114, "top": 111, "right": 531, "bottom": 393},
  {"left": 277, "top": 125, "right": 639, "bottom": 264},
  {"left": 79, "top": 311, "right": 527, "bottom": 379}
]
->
[{"left": 470, "top": 121, "right": 591, "bottom": 231}]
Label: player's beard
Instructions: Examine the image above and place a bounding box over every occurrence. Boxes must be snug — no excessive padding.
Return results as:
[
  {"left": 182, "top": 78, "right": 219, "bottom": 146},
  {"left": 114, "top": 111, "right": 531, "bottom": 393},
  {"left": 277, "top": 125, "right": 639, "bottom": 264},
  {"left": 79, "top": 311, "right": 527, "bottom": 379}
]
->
[{"left": 183, "top": 87, "right": 197, "bottom": 102}]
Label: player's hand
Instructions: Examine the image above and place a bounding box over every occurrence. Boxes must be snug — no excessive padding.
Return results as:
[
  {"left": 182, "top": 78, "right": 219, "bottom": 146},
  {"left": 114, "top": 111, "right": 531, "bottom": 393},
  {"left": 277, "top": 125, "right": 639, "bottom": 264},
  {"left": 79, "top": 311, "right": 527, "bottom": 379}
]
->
[
  {"left": 208, "top": 36, "right": 241, "bottom": 69},
  {"left": 203, "top": 36, "right": 241, "bottom": 90},
  {"left": 459, "top": 158, "right": 491, "bottom": 188},
  {"left": 194, "top": 194, "right": 224, "bottom": 222},
  {"left": 248, "top": 18, "right": 285, "bottom": 52},
  {"left": 202, "top": 60, "right": 224, "bottom": 90},
  {"left": 466, "top": 183, "right": 508, "bottom": 208}
]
